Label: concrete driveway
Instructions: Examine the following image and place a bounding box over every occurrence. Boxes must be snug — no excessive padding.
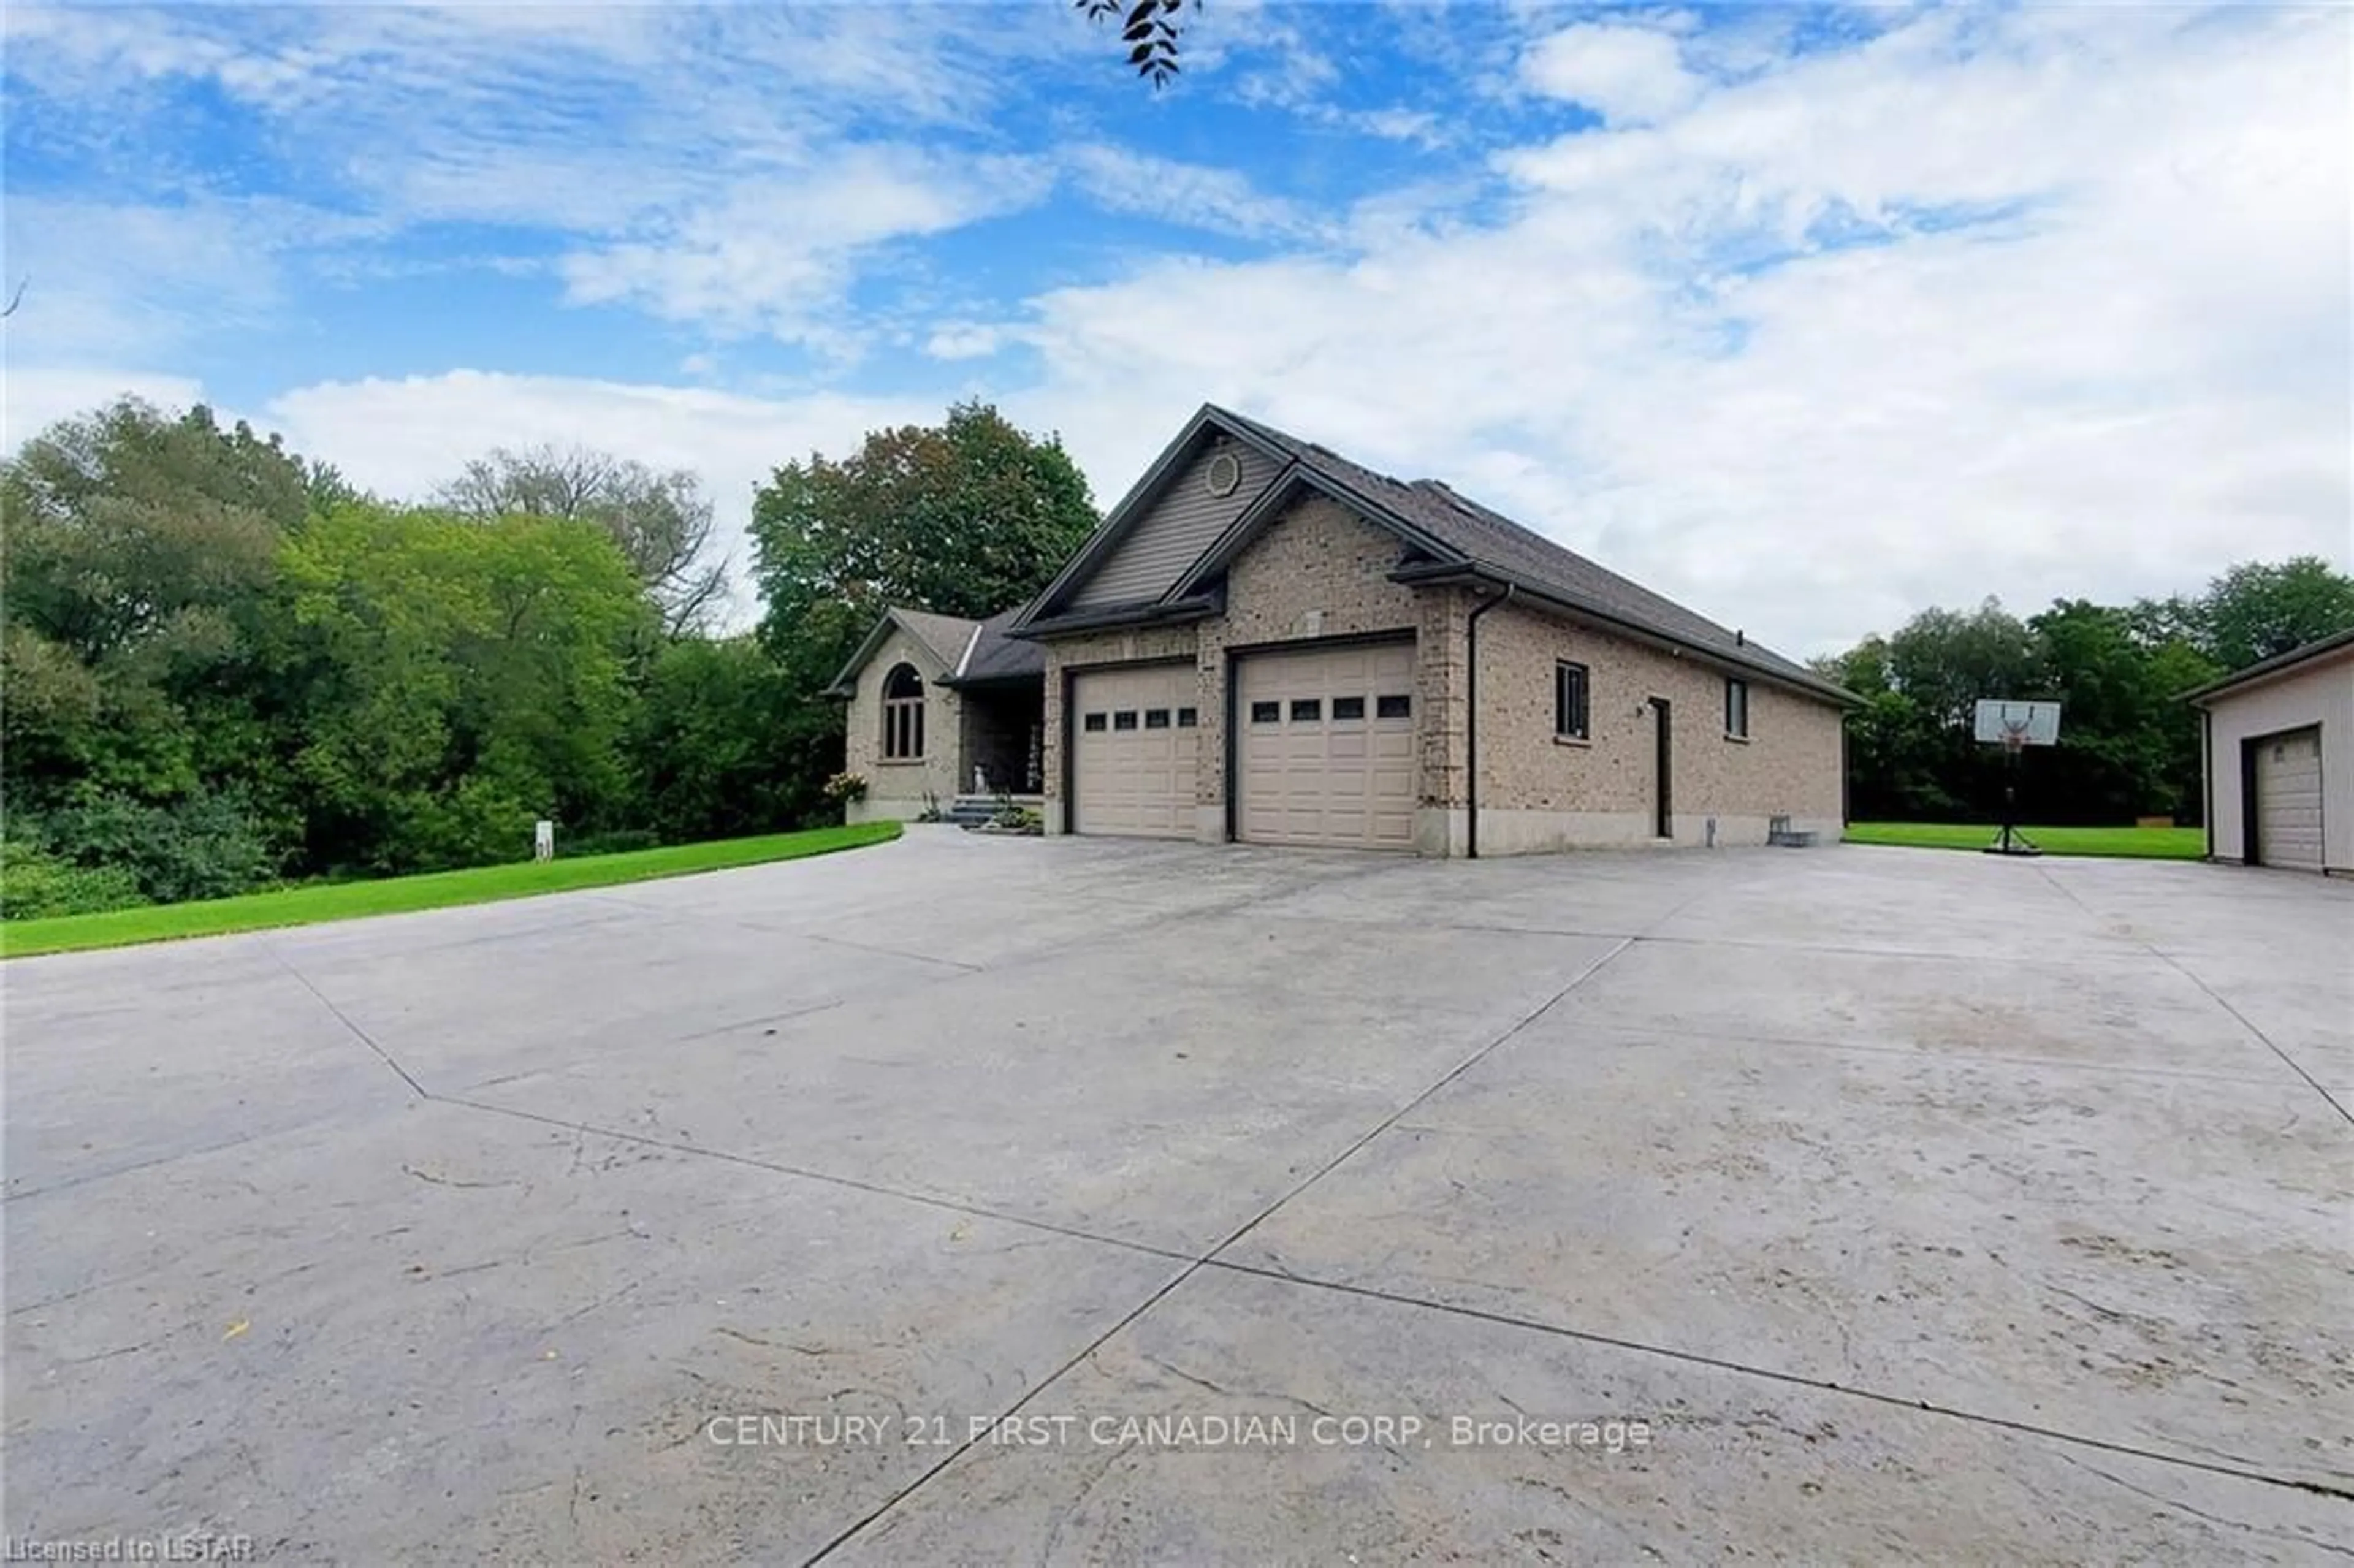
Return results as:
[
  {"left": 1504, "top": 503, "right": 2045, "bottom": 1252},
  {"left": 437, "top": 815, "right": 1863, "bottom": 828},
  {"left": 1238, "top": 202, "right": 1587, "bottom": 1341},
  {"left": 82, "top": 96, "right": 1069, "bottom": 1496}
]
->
[{"left": 6, "top": 831, "right": 2349, "bottom": 1561}]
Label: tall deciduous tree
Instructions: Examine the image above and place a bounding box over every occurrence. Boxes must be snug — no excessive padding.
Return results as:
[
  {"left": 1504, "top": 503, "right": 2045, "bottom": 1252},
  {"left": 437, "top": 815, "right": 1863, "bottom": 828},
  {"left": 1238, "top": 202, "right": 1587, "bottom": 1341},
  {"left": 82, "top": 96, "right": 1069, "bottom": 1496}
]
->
[
  {"left": 439, "top": 446, "right": 729, "bottom": 636},
  {"left": 747, "top": 400, "right": 1099, "bottom": 812},
  {"left": 1, "top": 398, "right": 316, "bottom": 816},
  {"left": 2188, "top": 557, "right": 2354, "bottom": 670},
  {"left": 749, "top": 400, "right": 1099, "bottom": 636},
  {"left": 280, "top": 504, "right": 653, "bottom": 871}
]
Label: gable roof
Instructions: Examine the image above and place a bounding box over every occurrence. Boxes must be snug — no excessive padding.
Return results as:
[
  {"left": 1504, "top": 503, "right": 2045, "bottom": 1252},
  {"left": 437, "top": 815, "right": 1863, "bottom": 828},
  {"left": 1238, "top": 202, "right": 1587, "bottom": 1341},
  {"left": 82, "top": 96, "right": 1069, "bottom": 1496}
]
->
[
  {"left": 2181, "top": 626, "right": 2354, "bottom": 705},
  {"left": 823, "top": 605, "right": 1046, "bottom": 698},
  {"left": 822, "top": 606, "right": 979, "bottom": 698},
  {"left": 1018, "top": 403, "right": 1853, "bottom": 705},
  {"left": 951, "top": 608, "right": 1047, "bottom": 685}
]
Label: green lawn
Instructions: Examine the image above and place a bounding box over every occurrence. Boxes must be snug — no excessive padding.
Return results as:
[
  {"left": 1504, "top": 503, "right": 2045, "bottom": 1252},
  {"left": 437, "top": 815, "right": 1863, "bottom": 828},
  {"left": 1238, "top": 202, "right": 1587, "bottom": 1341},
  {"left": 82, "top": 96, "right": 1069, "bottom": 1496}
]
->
[
  {"left": 1845, "top": 822, "right": 2205, "bottom": 860},
  {"left": 0, "top": 822, "right": 902, "bottom": 959}
]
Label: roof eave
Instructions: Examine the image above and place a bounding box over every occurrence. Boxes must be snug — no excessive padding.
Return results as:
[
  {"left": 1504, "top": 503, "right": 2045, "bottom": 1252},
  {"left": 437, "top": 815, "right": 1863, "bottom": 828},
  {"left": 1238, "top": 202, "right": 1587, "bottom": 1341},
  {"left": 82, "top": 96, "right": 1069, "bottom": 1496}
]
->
[
  {"left": 2179, "top": 627, "right": 2354, "bottom": 705},
  {"left": 1390, "top": 562, "right": 1860, "bottom": 707},
  {"left": 1010, "top": 405, "right": 1294, "bottom": 635},
  {"left": 1008, "top": 593, "right": 1224, "bottom": 641}
]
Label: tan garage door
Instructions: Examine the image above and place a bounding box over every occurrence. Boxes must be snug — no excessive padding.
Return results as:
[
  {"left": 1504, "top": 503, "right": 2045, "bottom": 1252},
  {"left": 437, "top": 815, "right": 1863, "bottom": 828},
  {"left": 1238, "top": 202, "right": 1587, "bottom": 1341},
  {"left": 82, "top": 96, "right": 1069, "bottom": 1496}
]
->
[
  {"left": 2254, "top": 726, "right": 2324, "bottom": 870},
  {"left": 1072, "top": 664, "right": 1198, "bottom": 838},
  {"left": 1238, "top": 641, "right": 1417, "bottom": 849}
]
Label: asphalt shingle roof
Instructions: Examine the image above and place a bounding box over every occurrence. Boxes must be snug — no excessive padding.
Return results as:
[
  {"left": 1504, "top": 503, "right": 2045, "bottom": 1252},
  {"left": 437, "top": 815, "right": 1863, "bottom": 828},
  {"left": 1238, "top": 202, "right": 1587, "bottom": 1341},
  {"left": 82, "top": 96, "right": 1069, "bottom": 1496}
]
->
[
  {"left": 1209, "top": 406, "right": 1837, "bottom": 696},
  {"left": 956, "top": 608, "right": 1046, "bottom": 683},
  {"left": 889, "top": 607, "right": 983, "bottom": 673}
]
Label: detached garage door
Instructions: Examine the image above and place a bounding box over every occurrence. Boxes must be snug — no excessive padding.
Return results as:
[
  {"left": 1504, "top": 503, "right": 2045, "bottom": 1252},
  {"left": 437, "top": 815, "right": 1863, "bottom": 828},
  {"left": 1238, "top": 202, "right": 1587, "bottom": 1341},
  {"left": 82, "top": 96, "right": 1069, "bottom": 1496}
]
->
[
  {"left": 1072, "top": 664, "right": 1198, "bottom": 837},
  {"left": 2253, "top": 726, "right": 2325, "bottom": 870},
  {"left": 1238, "top": 641, "right": 1417, "bottom": 849}
]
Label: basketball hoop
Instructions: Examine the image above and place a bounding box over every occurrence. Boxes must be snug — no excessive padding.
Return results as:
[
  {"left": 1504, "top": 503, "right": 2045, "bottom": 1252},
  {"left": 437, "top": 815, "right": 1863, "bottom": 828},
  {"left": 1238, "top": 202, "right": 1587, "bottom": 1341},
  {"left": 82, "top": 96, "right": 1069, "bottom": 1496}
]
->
[{"left": 1972, "top": 699, "right": 2063, "bottom": 857}]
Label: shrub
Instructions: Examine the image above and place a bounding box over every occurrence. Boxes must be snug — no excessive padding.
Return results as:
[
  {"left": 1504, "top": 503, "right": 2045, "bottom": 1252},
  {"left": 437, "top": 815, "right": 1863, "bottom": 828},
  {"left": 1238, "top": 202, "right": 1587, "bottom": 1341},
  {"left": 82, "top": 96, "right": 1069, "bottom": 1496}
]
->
[
  {"left": 0, "top": 840, "right": 149, "bottom": 919},
  {"left": 33, "top": 788, "right": 283, "bottom": 905}
]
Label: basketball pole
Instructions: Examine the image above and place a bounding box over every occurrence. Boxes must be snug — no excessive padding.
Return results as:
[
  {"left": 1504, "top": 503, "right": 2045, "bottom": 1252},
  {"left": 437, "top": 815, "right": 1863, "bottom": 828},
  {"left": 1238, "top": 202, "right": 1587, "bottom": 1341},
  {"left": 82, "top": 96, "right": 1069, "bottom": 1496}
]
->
[{"left": 1985, "top": 734, "right": 2040, "bottom": 856}]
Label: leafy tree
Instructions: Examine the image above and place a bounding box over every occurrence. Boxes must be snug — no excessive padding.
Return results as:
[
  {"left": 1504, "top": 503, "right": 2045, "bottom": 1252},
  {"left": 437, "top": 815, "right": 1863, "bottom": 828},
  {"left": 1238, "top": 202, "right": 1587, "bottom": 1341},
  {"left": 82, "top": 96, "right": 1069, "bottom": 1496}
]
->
[
  {"left": 750, "top": 400, "right": 1097, "bottom": 635},
  {"left": 1, "top": 399, "right": 318, "bottom": 888},
  {"left": 2188, "top": 557, "right": 2354, "bottom": 671},
  {"left": 1076, "top": 0, "right": 1190, "bottom": 86},
  {"left": 280, "top": 504, "right": 654, "bottom": 872},
  {"left": 439, "top": 445, "right": 729, "bottom": 636},
  {"left": 748, "top": 400, "right": 1098, "bottom": 820},
  {"left": 626, "top": 637, "right": 819, "bottom": 842}
]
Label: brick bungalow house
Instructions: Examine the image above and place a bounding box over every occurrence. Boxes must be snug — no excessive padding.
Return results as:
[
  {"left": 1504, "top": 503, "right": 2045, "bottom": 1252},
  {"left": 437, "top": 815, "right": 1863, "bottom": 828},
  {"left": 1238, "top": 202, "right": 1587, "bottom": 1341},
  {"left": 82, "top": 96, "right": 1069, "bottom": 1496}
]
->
[{"left": 829, "top": 404, "right": 1854, "bottom": 854}]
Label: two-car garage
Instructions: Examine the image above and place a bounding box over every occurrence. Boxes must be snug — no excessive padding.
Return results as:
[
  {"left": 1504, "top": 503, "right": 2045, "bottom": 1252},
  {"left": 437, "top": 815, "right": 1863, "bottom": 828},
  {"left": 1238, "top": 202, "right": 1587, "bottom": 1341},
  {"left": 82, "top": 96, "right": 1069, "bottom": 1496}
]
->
[{"left": 1068, "top": 639, "right": 1419, "bottom": 851}]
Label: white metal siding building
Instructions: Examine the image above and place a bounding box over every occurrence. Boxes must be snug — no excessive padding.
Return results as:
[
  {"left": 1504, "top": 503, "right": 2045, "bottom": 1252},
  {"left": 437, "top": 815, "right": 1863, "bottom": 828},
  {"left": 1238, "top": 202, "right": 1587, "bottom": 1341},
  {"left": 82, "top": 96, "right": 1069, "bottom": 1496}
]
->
[{"left": 2188, "top": 630, "right": 2354, "bottom": 875}]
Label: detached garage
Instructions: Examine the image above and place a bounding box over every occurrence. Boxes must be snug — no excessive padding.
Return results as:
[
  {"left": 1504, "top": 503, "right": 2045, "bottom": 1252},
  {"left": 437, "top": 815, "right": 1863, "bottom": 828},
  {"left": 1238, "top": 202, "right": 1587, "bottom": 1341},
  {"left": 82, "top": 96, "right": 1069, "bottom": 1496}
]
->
[{"left": 2187, "top": 630, "right": 2354, "bottom": 875}]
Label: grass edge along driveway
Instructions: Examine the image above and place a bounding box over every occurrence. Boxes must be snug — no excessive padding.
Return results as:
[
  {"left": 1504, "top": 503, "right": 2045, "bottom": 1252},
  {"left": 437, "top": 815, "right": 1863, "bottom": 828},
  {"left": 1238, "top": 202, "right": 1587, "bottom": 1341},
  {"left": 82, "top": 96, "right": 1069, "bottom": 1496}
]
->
[
  {"left": 1845, "top": 821, "right": 2205, "bottom": 860},
  {"left": 0, "top": 822, "right": 903, "bottom": 959}
]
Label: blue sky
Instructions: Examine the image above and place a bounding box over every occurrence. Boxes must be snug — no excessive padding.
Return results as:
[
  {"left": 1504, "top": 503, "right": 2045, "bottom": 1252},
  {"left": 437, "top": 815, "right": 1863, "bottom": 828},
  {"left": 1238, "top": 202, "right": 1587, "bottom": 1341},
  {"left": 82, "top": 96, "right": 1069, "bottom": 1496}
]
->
[{"left": 4, "top": 1, "right": 2347, "bottom": 650}]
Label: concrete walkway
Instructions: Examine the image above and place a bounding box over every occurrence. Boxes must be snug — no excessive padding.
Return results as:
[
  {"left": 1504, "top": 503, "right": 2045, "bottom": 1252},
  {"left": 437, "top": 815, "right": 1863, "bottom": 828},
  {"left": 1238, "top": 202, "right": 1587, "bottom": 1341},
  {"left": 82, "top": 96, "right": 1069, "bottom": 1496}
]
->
[{"left": 6, "top": 830, "right": 2348, "bottom": 1560}]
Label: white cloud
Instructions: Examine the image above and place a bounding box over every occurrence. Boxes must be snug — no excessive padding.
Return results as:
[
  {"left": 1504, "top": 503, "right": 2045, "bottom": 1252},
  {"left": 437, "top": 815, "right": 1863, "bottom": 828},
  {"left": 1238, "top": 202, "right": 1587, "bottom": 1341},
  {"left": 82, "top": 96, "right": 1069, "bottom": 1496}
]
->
[
  {"left": 924, "top": 324, "right": 1007, "bottom": 362},
  {"left": 1521, "top": 22, "right": 1702, "bottom": 127},
  {"left": 1063, "top": 145, "right": 1324, "bottom": 241},
  {"left": 264, "top": 371, "right": 943, "bottom": 628},
  {"left": 993, "top": 5, "right": 2352, "bottom": 655},
  {"left": 557, "top": 150, "right": 1052, "bottom": 348},
  {"left": 2, "top": 366, "right": 208, "bottom": 452}
]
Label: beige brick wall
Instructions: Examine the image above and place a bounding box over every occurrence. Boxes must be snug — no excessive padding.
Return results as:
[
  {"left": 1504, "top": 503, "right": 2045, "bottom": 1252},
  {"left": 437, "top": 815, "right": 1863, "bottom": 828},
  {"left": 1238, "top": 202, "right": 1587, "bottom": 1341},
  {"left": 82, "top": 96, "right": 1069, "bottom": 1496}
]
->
[
  {"left": 1032, "top": 492, "right": 1845, "bottom": 853},
  {"left": 1471, "top": 600, "right": 1845, "bottom": 850},
  {"left": 1038, "top": 495, "right": 1446, "bottom": 839},
  {"left": 842, "top": 628, "right": 964, "bottom": 821}
]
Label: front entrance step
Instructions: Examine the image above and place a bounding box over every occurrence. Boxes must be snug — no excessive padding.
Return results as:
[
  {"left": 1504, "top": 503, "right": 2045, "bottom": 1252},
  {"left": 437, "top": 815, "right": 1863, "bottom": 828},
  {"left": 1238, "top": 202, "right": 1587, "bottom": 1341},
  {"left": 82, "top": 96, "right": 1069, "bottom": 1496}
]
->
[{"left": 944, "top": 794, "right": 1043, "bottom": 828}]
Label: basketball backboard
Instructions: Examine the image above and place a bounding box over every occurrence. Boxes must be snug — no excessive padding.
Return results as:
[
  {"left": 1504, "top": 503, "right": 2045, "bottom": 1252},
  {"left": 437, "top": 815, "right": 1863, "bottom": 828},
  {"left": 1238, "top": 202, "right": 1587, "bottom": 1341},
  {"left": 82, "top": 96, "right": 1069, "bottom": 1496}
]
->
[{"left": 1972, "top": 699, "right": 2061, "bottom": 746}]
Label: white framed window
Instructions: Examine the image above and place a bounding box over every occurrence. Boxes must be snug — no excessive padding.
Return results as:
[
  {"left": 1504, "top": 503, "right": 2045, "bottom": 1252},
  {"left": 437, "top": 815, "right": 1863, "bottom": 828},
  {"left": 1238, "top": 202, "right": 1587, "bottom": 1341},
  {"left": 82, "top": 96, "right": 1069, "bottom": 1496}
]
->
[{"left": 1724, "top": 678, "right": 1749, "bottom": 739}]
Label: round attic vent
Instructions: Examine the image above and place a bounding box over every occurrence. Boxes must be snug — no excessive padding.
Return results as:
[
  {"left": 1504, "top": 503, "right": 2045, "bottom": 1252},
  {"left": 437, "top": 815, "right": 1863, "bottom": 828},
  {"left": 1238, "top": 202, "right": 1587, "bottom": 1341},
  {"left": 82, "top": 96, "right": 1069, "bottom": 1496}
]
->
[{"left": 1204, "top": 450, "right": 1243, "bottom": 498}]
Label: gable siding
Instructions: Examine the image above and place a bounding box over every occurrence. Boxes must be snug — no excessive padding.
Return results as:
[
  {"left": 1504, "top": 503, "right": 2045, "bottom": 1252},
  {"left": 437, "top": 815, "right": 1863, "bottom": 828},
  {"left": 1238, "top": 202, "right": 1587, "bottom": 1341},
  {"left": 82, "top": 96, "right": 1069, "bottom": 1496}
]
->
[{"left": 1070, "top": 441, "right": 1277, "bottom": 611}]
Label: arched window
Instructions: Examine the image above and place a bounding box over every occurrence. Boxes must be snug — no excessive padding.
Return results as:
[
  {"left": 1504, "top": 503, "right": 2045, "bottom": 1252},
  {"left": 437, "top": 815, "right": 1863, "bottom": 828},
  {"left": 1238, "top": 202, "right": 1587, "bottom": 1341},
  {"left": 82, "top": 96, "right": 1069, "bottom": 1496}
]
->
[{"left": 882, "top": 663, "right": 925, "bottom": 760}]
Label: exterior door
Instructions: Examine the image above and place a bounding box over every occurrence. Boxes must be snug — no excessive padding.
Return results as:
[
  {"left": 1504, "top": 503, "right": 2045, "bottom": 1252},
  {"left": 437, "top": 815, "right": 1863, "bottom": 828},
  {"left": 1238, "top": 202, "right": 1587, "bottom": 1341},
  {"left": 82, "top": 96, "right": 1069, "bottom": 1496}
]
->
[
  {"left": 1070, "top": 664, "right": 1198, "bottom": 837},
  {"left": 1649, "top": 697, "right": 1674, "bottom": 839},
  {"left": 1236, "top": 641, "right": 1417, "bottom": 849},
  {"left": 2251, "top": 726, "right": 2324, "bottom": 870}
]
